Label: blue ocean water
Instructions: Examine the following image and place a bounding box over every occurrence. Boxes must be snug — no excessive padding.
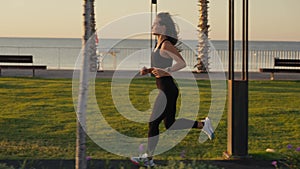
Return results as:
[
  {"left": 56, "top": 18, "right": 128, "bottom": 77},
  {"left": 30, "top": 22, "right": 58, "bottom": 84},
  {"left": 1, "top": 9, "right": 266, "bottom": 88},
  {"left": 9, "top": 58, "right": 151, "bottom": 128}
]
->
[{"left": 0, "top": 37, "right": 299, "bottom": 71}]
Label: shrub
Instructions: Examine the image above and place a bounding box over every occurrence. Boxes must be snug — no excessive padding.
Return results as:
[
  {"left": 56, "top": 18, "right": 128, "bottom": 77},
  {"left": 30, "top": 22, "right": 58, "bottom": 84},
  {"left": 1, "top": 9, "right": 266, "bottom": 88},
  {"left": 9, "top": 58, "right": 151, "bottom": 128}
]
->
[{"left": 272, "top": 144, "right": 300, "bottom": 169}]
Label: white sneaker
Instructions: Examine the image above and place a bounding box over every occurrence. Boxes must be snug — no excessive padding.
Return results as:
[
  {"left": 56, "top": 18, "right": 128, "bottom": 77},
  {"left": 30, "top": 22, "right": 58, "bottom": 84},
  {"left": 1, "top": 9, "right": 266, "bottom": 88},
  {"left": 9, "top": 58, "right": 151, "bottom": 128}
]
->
[
  {"left": 201, "top": 117, "right": 215, "bottom": 140},
  {"left": 130, "top": 153, "right": 155, "bottom": 167}
]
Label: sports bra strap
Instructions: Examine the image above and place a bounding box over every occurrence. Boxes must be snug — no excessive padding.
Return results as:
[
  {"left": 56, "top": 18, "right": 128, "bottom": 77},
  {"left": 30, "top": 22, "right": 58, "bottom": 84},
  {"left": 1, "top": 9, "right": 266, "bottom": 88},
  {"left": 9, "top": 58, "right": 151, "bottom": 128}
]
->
[{"left": 157, "top": 39, "right": 169, "bottom": 49}]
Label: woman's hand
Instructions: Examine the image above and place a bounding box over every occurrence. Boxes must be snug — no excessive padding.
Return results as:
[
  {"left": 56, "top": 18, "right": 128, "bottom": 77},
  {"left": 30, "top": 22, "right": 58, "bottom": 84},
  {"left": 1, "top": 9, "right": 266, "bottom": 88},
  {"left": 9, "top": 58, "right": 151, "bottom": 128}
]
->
[
  {"left": 151, "top": 67, "right": 170, "bottom": 78},
  {"left": 140, "top": 66, "right": 148, "bottom": 75},
  {"left": 140, "top": 66, "right": 154, "bottom": 75}
]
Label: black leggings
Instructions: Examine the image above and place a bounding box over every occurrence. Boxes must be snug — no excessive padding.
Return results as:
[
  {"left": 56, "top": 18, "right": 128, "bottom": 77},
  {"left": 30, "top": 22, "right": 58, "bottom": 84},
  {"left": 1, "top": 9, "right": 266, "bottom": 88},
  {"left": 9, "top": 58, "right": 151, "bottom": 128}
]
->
[{"left": 147, "top": 76, "right": 198, "bottom": 156}]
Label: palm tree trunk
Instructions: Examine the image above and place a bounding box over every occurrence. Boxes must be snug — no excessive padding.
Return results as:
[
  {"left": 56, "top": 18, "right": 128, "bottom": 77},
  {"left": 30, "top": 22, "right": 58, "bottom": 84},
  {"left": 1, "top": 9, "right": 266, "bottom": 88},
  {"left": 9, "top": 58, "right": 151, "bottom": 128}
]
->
[
  {"left": 76, "top": 0, "right": 96, "bottom": 169},
  {"left": 195, "top": 0, "right": 210, "bottom": 73}
]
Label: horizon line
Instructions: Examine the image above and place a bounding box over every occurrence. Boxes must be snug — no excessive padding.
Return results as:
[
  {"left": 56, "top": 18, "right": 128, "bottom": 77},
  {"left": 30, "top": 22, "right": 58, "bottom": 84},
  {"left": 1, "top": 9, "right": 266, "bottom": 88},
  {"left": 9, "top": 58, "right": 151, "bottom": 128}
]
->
[{"left": 0, "top": 36, "right": 300, "bottom": 43}]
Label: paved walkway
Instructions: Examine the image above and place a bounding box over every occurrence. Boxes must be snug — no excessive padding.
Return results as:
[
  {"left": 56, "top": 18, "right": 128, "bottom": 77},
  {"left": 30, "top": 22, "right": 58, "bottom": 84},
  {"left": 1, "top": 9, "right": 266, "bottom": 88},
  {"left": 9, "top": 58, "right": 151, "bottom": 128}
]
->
[
  {"left": 1, "top": 69, "right": 299, "bottom": 80},
  {"left": 0, "top": 159, "right": 275, "bottom": 169}
]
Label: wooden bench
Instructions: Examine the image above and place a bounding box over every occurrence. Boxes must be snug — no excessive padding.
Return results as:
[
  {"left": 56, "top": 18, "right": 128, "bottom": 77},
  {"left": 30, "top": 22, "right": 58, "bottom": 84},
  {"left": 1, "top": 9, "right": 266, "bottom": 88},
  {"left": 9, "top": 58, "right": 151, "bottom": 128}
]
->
[
  {"left": 0, "top": 55, "right": 47, "bottom": 77},
  {"left": 259, "top": 58, "right": 300, "bottom": 80}
]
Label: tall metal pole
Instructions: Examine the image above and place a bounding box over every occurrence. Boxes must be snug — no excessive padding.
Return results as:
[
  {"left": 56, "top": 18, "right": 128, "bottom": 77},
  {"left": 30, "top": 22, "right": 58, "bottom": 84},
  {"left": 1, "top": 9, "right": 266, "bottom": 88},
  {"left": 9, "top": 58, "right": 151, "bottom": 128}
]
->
[
  {"left": 150, "top": 0, "right": 153, "bottom": 50},
  {"left": 150, "top": 0, "right": 157, "bottom": 68},
  {"left": 226, "top": 0, "right": 249, "bottom": 159},
  {"left": 242, "top": 0, "right": 249, "bottom": 80},
  {"left": 228, "top": 0, "right": 234, "bottom": 81},
  {"left": 227, "top": 0, "right": 235, "bottom": 158},
  {"left": 150, "top": 0, "right": 157, "bottom": 49}
]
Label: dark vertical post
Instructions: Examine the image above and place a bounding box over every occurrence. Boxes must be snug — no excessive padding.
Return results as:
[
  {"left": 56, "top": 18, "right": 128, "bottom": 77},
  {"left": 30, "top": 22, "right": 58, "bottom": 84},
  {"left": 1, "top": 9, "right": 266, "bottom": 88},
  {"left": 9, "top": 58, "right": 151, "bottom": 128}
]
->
[
  {"left": 226, "top": 0, "right": 249, "bottom": 159},
  {"left": 242, "top": 0, "right": 249, "bottom": 156}
]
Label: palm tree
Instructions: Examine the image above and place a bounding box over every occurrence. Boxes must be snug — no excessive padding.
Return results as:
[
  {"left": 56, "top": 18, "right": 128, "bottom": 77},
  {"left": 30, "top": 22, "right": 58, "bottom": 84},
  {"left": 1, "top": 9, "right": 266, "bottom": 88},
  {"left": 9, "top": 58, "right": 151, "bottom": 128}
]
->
[
  {"left": 76, "top": 0, "right": 96, "bottom": 169},
  {"left": 194, "top": 0, "right": 210, "bottom": 73}
]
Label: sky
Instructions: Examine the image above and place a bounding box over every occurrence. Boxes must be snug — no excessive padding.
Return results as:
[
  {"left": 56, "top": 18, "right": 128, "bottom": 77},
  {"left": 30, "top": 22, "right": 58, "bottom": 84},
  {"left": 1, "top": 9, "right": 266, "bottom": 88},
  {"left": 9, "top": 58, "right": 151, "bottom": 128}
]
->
[{"left": 1, "top": 0, "right": 300, "bottom": 41}]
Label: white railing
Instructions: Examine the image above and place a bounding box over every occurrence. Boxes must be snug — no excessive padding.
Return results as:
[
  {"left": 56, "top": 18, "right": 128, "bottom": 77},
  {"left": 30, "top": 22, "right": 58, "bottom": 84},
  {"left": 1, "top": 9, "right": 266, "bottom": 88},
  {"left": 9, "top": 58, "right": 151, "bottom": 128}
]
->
[
  {"left": 208, "top": 50, "right": 300, "bottom": 72},
  {"left": 0, "top": 46, "right": 81, "bottom": 69},
  {"left": 1, "top": 46, "right": 300, "bottom": 72}
]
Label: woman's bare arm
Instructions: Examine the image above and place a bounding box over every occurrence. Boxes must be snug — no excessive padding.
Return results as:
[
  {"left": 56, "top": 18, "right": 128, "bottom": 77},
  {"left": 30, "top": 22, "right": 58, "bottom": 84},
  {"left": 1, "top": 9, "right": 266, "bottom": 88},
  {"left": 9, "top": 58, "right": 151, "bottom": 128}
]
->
[{"left": 160, "top": 41, "right": 186, "bottom": 72}]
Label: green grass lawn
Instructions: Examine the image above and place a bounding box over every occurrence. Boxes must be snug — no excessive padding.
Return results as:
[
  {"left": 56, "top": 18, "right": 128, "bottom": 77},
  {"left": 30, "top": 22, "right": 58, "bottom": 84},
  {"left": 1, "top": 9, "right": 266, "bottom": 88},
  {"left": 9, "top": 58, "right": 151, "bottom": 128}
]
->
[{"left": 0, "top": 77, "right": 299, "bottom": 160}]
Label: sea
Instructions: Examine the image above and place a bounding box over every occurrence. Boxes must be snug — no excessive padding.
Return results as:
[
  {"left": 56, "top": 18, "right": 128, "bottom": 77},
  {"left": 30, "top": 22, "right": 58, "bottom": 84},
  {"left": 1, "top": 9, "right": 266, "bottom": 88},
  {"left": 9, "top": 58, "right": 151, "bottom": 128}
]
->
[{"left": 0, "top": 37, "right": 299, "bottom": 72}]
